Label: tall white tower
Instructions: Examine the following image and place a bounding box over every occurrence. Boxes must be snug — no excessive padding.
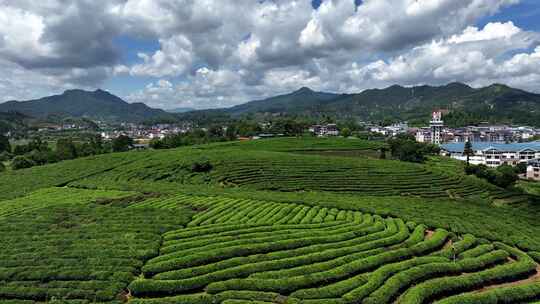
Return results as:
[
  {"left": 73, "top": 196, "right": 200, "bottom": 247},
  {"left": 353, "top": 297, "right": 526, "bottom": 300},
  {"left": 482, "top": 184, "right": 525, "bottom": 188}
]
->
[{"left": 430, "top": 110, "right": 444, "bottom": 145}]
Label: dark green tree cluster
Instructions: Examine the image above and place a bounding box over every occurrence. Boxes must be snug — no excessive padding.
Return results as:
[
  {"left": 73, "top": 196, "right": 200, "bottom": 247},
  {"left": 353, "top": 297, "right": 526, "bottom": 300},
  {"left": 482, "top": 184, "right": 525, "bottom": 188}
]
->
[
  {"left": 3, "top": 134, "right": 126, "bottom": 170},
  {"left": 0, "top": 134, "right": 12, "bottom": 164},
  {"left": 0, "top": 134, "right": 10, "bottom": 154},
  {"left": 112, "top": 135, "right": 134, "bottom": 152},
  {"left": 266, "top": 118, "right": 307, "bottom": 136},
  {"left": 387, "top": 134, "right": 440, "bottom": 163},
  {"left": 465, "top": 164, "right": 519, "bottom": 188},
  {"left": 226, "top": 121, "right": 263, "bottom": 138}
]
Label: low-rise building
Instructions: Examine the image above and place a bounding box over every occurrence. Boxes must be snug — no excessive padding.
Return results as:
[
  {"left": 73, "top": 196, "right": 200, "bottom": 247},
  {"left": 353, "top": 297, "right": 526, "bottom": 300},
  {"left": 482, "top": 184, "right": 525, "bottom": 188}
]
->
[
  {"left": 310, "top": 124, "right": 339, "bottom": 136},
  {"left": 526, "top": 159, "right": 540, "bottom": 181},
  {"left": 441, "top": 142, "right": 540, "bottom": 167}
]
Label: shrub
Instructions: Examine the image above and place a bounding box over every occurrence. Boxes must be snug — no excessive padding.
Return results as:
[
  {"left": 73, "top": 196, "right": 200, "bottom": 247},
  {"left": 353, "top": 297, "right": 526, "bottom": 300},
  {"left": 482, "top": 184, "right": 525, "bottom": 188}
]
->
[
  {"left": 11, "top": 155, "right": 36, "bottom": 170},
  {"left": 191, "top": 159, "right": 213, "bottom": 173},
  {"left": 0, "top": 161, "right": 5, "bottom": 172}
]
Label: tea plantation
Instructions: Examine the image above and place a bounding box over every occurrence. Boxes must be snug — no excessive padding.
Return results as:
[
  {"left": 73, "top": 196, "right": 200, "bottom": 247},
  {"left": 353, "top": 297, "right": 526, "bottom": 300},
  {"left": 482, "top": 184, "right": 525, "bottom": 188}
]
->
[{"left": 1, "top": 137, "right": 540, "bottom": 303}]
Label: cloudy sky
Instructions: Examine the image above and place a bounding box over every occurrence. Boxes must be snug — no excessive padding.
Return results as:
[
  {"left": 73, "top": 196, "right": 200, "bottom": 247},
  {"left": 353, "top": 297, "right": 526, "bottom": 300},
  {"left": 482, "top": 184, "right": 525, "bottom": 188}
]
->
[{"left": 1, "top": 0, "right": 540, "bottom": 109}]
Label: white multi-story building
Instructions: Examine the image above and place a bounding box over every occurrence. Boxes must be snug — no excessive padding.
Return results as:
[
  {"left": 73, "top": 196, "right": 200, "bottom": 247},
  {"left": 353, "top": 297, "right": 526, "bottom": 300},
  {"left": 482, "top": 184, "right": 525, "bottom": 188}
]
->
[
  {"left": 441, "top": 142, "right": 540, "bottom": 167},
  {"left": 430, "top": 111, "right": 444, "bottom": 145},
  {"left": 526, "top": 159, "right": 540, "bottom": 181}
]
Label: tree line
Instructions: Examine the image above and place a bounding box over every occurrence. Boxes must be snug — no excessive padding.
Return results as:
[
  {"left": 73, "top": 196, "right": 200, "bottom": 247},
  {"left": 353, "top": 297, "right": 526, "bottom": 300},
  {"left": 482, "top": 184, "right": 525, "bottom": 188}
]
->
[{"left": 0, "top": 134, "right": 134, "bottom": 171}]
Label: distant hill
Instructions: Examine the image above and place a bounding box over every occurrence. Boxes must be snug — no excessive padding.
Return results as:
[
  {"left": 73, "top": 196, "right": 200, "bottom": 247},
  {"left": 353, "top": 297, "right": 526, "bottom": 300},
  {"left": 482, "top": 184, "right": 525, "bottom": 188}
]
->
[
  {"left": 166, "top": 107, "right": 196, "bottom": 113},
  {"left": 226, "top": 87, "right": 341, "bottom": 115},
  {"left": 177, "top": 83, "right": 540, "bottom": 126},
  {"left": 0, "top": 89, "right": 173, "bottom": 123}
]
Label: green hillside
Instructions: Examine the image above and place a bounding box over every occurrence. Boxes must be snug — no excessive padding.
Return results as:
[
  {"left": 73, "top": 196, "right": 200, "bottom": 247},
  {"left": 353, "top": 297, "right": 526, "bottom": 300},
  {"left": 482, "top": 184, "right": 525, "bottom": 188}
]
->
[{"left": 1, "top": 137, "right": 540, "bottom": 303}]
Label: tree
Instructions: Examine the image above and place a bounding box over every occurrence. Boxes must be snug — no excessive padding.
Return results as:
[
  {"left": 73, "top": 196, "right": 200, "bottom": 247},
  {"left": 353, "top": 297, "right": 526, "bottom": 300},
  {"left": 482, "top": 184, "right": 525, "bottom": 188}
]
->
[
  {"left": 515, "top": 162, "right": 528, "bottom": 174},
  {"left": 387, "top": 134, "right": 439, "bottom": 163},
  {"left": 208, "top": 125, "right": 225, "bottom": 138},
  {"left": 88, "top": 135, "right": 104, "bottom": 154},
  {"left": 463, "top": 141, "right": 474, "bottom": 166},
  {"left": 341, "top": 127, "right": 352, "bottom": 138},
  {"left": 56, "top": 138, "right": 78, "bottom": 160},
  {"left": 112, "top": 135, "right": 133, "bottom": 152},
  {"left": 27, "top": 150, "right": 51, "bottom": 165},
  {"left": 11, "top": 156, "right": 36, "bottom": 170},
  {"left": 495, "top": 165, "right": 518, "bottom": 188},
  {"left": 225, "top": 125, "right": 238, "bottom": 141},
  {"left": 0, "top": 135, "right": 10, "bottom": 153},
  {"left": 379, "top": 147, "right": 388, "bottom": 159}
]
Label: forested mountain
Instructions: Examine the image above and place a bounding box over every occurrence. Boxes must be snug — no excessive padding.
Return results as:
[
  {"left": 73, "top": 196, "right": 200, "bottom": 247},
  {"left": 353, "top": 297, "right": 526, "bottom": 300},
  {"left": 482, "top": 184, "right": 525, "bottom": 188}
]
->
[
  {"left": 0, "top": 89, "right": 173, "bottom": 123},
  {"left": 177, "top": 83, "right": 540, "bottom": 126}
]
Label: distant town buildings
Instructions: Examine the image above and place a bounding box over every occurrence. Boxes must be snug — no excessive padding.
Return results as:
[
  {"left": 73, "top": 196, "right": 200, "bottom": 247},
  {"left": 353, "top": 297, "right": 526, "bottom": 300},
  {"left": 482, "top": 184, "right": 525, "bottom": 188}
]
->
[
  {"left": 526, "top": 159, "right": 540, "bottom": 181},
  {"left": 415, "top": 124, "right": 539, "bottom": 144},
  {"left": 368, "top": 122, "right": 409, "bottom": 137}
]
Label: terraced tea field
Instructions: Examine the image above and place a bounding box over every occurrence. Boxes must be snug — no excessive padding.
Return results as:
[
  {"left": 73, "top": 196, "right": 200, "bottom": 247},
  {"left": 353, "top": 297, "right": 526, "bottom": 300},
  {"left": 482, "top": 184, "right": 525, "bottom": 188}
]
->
[
  {"left": 213, "top": 155, "right": 493, "bottom": 198},
  {"left": 2, "top": 189, "right": 540, "bottom": 303},
  {"left": 125, "top": 194, "right": 540, "bottom": 303},
  {"left": 1, "top": 138, "right": 539, "bottom": 303},
  {"left": 65, "top": 146, "right": 513, "bottom": 202}
]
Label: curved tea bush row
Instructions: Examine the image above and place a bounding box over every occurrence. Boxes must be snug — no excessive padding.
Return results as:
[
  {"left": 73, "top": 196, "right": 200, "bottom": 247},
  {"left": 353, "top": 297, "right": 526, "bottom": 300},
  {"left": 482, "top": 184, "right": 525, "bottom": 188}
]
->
[
  {"left": 399, "top": 243, "right": 537, "bottom": 304},
  {"left": 436, "top": 279, "right": 540, "bottom": 304},
  {"left": 140, "top": 220, "right": 388, "bottom": 278},
  {"left": 129, "top": 192, "right": 368, "bottom": 228}
]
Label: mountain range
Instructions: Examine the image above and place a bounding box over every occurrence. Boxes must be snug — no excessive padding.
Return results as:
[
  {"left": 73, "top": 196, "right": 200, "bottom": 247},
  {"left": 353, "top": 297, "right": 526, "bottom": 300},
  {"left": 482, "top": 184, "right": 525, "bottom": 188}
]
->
[
  {"left": 1, "top": 82, "right": 540, "bottom": 126},
  {"left": 213, "top": 82, "right": 540, "bottom": 126},
  {"left": 0, "top": 89, "right": 172, "bottom": 123}
]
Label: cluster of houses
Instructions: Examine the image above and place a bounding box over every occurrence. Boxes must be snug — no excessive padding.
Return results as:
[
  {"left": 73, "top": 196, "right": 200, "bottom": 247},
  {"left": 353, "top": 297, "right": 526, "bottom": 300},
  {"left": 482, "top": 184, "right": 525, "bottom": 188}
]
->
[
  {"left": 415, "top": 124, "right": 539, "bottom": 144},
  {"left": 410, "top": 111, "right": 540, "bottom": 181},
  {"left": 100, "top": 123, "right": 192, "bottom": 141}
]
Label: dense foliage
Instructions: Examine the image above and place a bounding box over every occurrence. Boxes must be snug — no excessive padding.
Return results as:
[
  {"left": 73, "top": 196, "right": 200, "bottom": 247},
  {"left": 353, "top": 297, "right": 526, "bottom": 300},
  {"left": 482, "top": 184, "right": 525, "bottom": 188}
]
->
[
  {"left": 465, "top": 164, "right": 519, "bottom": 188},
  {"left": 388, "top": 134, "right": 441, "bottom": 163},
  {"left": 0, "top": 134, "right": 10, "bottom": 153},
  {"left": 5, "top": 135, "right": 132, "bottom": 170}
]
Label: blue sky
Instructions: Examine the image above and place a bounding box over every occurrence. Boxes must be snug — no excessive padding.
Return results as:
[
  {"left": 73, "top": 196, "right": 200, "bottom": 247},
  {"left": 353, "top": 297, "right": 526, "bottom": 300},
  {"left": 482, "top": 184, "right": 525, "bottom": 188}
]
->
[{"left": 1, "top": 0, "right": 540, "bottom": 109}]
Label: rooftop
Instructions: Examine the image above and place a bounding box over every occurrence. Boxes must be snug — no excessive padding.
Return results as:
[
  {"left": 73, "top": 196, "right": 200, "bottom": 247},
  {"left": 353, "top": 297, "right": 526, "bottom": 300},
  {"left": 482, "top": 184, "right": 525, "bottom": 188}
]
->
[{"left": 442, "top": 141, "right": 540, "bottom": 153}]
